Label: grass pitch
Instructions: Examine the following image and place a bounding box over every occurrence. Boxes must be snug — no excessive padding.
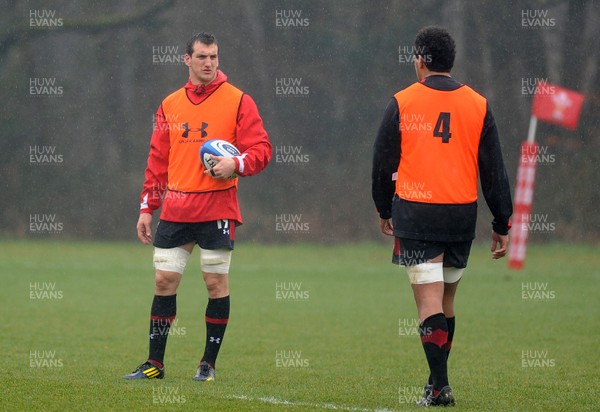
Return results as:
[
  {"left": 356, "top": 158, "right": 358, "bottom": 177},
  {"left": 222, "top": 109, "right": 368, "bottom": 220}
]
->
[{"left": 1, "top": 240, "right": 598, "bottom": 411}]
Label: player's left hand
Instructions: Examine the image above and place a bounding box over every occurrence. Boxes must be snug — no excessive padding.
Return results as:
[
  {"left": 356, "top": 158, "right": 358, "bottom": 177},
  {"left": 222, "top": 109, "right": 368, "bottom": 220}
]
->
[
  {"left": 204, "top": 155, "right": 236, "bottom": 179},
  {"left": 491, "top": 231, "right": 509, "bottom": 259}
]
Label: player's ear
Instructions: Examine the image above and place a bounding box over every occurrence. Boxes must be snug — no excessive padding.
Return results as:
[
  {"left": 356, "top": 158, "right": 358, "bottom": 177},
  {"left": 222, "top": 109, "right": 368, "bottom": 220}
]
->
[
  {"left": 415, "top": 55, "right": 424, "bottom": 68},
  {"left": 184, "top": 53, "right": 191, "bottom": 67}
]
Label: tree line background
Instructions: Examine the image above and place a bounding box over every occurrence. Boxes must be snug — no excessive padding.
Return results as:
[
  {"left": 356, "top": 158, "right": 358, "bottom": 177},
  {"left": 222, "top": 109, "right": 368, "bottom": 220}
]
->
[{"left": 2, "top": 0, "right": 599, "bottom": 244}]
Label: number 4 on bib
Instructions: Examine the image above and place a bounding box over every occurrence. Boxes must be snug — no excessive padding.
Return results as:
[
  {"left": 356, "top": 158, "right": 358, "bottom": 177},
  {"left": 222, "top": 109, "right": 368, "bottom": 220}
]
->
[{"left": 434, "top": 112, "right": 452, "bottom": 143}]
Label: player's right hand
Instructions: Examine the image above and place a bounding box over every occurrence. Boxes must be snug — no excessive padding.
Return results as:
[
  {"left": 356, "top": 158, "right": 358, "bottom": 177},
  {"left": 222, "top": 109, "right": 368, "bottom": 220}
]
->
[
  {"left": 379, "top": 218, "right": 394, "bottom": 236},
  {"left": 137, "top": 213, "right": 153, "bottom": 245}
]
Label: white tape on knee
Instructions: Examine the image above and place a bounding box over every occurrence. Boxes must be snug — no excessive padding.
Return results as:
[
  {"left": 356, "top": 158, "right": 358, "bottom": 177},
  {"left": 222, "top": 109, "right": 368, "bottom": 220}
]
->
[
  {"left": 406, "top": 262, "right": 444, "bottom": 284},
  {"left": 443, "top": 267, "right": 464, "bottom": 284},
  {"left": 200, "top": 248, "right": 232, "bottom": 274},
  {"left": 153, "top": 247, "right": 190, "bottom": 274}
]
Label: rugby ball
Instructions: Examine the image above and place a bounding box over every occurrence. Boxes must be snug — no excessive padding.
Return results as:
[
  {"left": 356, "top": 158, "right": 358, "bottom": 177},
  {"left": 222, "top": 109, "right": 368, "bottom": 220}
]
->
[{"left": 200, "top": 139, "right": 240, "bottom": 171}]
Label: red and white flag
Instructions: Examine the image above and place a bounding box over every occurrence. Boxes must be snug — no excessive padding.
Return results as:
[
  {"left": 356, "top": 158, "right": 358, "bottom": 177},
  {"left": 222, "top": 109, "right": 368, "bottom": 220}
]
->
[
  {"left": 509, "top": 83, "right": 585, "bottom": 269},
  {"left": 508, "top": 142, "right": 538, "bottom": 269},
  {"left": 531, "top": 82, "right": 585, "bottom": 130}
]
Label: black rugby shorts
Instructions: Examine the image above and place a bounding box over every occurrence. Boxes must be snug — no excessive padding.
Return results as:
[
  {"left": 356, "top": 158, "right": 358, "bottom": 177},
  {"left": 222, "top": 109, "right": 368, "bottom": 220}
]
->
[{"left": 153, "top": 219, "right": 235, "bottom": 250}]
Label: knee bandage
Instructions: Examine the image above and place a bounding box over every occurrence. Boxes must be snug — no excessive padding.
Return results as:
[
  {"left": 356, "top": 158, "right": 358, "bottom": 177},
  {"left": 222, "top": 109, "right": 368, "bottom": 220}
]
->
[
  {"left": 153, "top": 247, "right": 191, "bottom": 274},
  {"left": 200, "top": 248, "right": 232, "bottom": 274},
  {"left": 443, "top": 267, "right": 464, "bottom": 284},
  {"left": 406, "top": 262, "right": 444, "bottom": 284}
]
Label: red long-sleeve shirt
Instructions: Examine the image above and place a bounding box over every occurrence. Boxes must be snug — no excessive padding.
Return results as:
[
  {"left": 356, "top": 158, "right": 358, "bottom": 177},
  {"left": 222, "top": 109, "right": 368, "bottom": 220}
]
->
[{"left": 140, "top": 70, "right": 271, "bottom": 223}]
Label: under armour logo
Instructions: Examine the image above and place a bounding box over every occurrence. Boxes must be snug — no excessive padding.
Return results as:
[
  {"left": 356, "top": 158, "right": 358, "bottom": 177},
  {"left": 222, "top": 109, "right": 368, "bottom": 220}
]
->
[
  {"left": 209, "top": 336, "right": 221, "bottom": 344},
  {"left": 216, "top": 219, "right": 230, "bottom": 235},
  {"left": 182, "top": 121, "right": 208, "bottom": 138}
]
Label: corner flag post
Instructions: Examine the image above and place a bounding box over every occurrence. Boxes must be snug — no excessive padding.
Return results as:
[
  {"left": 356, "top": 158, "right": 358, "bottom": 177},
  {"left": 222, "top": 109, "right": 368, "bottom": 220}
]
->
[
  {"left": 508, "top": 117, "right": 538, "bottom": 269},
  {"left": 508, "top": 82, "right": 585, "bottom": 269}
]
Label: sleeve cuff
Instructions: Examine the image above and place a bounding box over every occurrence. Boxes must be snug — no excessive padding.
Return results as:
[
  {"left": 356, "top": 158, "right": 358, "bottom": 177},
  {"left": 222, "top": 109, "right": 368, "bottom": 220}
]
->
[
  {"left": 492, "top": 219, "right": 511, "bottom": 235},
  {"left": 233, "top": 154, "right": 247, "bottom": 175},
  {"left": 378, "top": 209, "right": 392, "bottom": 220}
]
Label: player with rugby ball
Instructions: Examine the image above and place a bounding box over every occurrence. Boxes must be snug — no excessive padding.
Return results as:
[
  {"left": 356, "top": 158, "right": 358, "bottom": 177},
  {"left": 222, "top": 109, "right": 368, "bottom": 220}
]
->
[{"left": 125, "top": 32, "right": 271, "bottom": 381}]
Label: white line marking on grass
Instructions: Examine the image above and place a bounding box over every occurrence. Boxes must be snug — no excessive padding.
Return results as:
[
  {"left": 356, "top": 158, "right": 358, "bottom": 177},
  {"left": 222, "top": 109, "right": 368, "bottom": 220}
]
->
[{"left": 227, "top": 394, "right": 395, "bottom": 411}]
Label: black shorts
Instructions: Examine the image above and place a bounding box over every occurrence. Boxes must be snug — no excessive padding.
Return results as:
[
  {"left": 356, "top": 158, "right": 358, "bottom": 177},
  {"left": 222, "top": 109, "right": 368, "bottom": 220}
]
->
[
  {"left": 392, "top": 237, "right": 472, "bottom": 269},
  {"left": 153, "top": 220, "right": 235, "bottom": 250}
]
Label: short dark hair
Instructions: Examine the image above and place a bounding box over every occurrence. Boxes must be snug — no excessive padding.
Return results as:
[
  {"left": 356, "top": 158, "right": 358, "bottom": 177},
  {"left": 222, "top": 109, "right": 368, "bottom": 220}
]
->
[
  {"left": 186, "top": 32, "right": 218, "bottom": 56},
  {"left": 414, "top": 26, "right": 455, "bottom": 72}
]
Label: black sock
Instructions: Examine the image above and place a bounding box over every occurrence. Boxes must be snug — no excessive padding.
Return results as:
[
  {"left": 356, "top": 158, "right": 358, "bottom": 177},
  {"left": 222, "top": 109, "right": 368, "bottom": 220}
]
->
[
  {"left": 445, "top": 316, "right": 456, "bottom": 356},
  {"left": 201, "top": 296, "right": 230, "bottom": 368},
  {"left": 428, "top": 316, "right": 455, "bottom": 386},
  {"left": 148, "top": 294, "right": 176, "bottom": 367},
  {"left": 420, "top": 313, "right": 449, "bottom": 392}
]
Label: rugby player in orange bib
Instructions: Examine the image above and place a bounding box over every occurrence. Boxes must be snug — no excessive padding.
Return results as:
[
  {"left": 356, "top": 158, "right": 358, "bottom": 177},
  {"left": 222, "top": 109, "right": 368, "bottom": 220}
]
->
[
  {"left": 125, "top": 32, "right": 271, "bottom": 381},
  {"left": 372, "top": 27, "right": 512, "bottom": 406}
]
